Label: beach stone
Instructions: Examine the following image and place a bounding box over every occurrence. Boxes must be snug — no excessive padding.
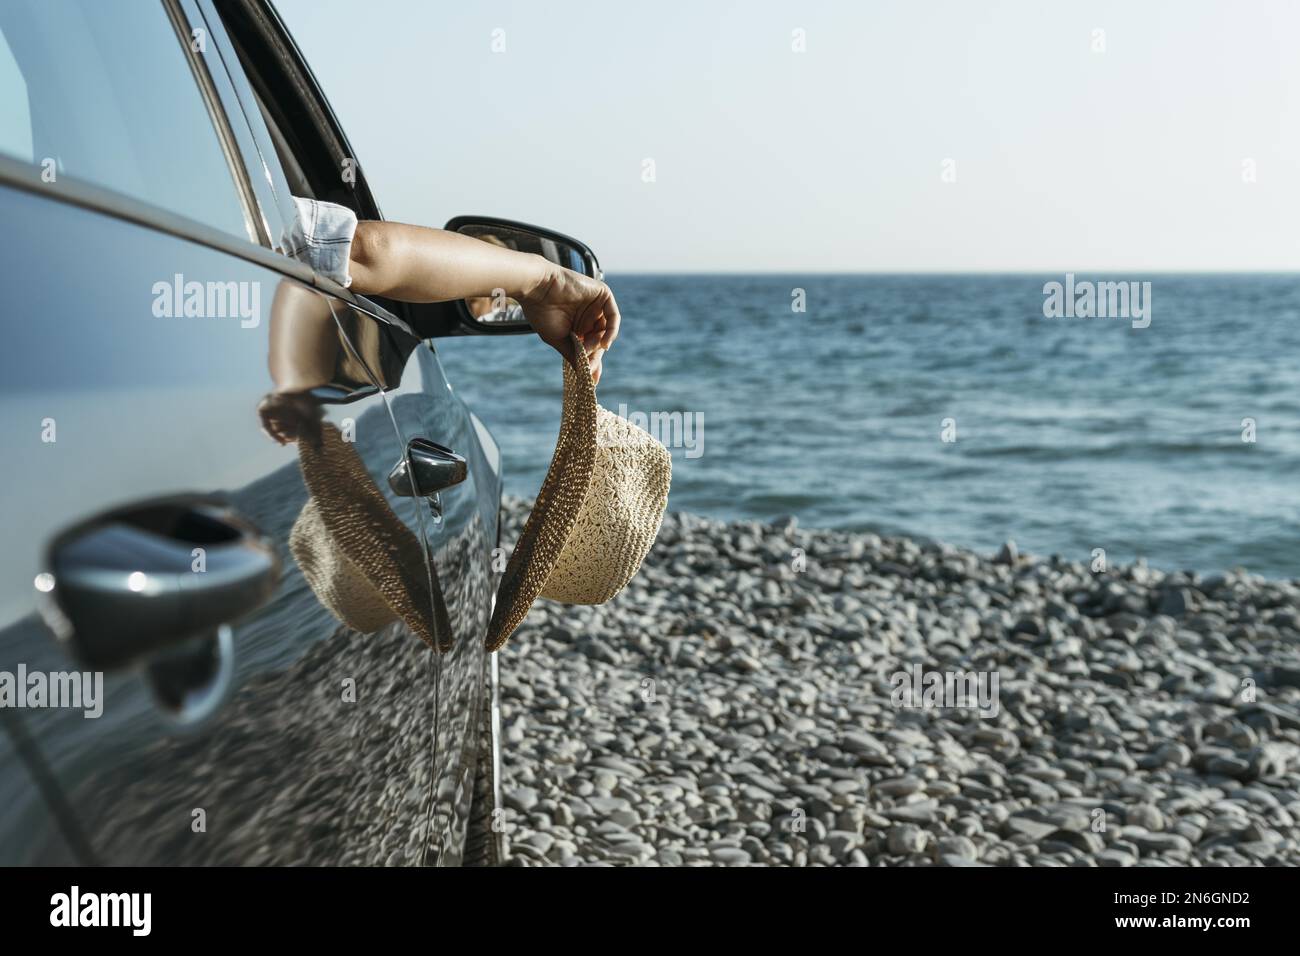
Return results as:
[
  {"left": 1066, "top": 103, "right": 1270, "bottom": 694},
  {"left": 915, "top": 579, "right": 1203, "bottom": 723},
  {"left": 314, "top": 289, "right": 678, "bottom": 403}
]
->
[
  {"left": 886, "top": 825, "right": 929, "bottom": 855},
  {"left": 1153, "top": 742, "right": 1192, "bottom": 768},
  {"left": 710, "top": 847, "right": 752, "bottom": 866},
  {"left": 483, "top": 496, "right": 1300, "bottom": 869},
  {"left": 874, "top": 776, "right": 925, "bottom": 797},
  {"left": 1097, "top": 848, "right": 1136, "bottom": 867},
  {"left": 1128, "top": 830, "right": 1194, "bottom": 857},
  {"left": 935, "top": 835, "right": 978, "bottom": 860},
  {"left": 840, "top": 732, "right": 888, "bottom": 758},
  {"left": 1003, "top": 817, "right": 1058, "bottom": 842},
  {"left": 506, "top": 787, "right": 540, "bottom": 813},
  {"left": 1125, "top": 805, "right": 1165, "bottom": 831},
  {"left": 1157, "top": 587, "right": 1191, "bottom": 617},
  {"left": 826, "top": 831, "right": 864, "bottom": 860}
]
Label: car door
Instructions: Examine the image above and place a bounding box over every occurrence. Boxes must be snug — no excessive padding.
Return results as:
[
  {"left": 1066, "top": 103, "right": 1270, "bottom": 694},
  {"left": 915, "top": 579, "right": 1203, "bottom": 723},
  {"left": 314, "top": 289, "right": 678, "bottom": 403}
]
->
[
  {"left": 330, "top": 297, "right": 497, "bottom": 865},
  {"left": 196, "top": 0, "right": 499, "bottom": 864},
  {"left": 388, "top": 340, "right": 496, "bottom": 867},
  {"left": 0, "top": 0, "right": 438, "bottom": 864}
]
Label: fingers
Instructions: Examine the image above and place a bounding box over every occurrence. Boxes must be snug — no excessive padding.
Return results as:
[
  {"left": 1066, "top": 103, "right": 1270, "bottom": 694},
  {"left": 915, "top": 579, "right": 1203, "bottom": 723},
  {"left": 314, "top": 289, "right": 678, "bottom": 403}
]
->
[
  {"left": 575, "top": 294, "right": 605, "bottom": 354},
  {"left": 589, "top": 348, "right": 604, "bottom": 385},
  {"left": 529, "top": 270, "right": 621, "bottom": 373},
  {"left": 599, "top": 288, "right": 621, "bottom": 352},
  {"left": 571, "top": 277, "right": 620, "bottom": 353},
  {"left": 257, "top": 396, "right": 291, "bottom": 445}
]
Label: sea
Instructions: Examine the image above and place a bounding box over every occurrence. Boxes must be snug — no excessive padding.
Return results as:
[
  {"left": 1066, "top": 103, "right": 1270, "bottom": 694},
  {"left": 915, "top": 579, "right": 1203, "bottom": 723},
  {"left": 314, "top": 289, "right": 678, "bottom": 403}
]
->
[{"left": 437, "top": 274, "right": 1300, "bottom": 580}]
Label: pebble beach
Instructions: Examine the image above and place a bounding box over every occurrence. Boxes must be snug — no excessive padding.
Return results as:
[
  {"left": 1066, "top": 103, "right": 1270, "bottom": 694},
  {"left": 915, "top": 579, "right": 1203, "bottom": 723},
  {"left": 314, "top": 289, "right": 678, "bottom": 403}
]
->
[{"left": 494, "top": 496, "right": 1300, "bottom": 867}]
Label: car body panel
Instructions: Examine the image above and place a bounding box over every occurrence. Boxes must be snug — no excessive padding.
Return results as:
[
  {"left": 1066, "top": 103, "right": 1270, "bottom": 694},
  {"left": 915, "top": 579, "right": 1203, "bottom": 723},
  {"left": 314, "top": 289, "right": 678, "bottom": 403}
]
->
[
  {"left": 0, "top": 182, "right": 459, "bottom": 864},
  {"left": 339, "top": 306, "right": 499, "bottom": 863},
  {"left": 0, "top": 0, "right": 504, "bottom": 866}
]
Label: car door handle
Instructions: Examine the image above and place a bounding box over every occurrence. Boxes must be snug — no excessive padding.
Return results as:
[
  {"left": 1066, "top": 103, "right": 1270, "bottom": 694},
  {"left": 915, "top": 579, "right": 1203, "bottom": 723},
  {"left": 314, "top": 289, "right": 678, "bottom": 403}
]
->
[
  {"left": 41, "top": 499, "right": 280, "bottom": 670},
  {"left": 388, "top": 438, "right": 468, "bottom": 498}
]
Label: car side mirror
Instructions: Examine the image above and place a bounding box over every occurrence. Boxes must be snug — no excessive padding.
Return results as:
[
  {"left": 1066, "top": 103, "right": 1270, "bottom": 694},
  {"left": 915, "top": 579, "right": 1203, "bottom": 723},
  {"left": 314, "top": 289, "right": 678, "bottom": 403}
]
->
[{"left": 443, "top": 216, "right": 602, "bottom": 334}]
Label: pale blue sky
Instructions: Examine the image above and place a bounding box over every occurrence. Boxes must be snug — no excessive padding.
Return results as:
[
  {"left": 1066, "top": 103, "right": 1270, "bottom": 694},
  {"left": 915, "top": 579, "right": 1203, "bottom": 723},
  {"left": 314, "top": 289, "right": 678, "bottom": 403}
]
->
[{"left": 278, "top": 0, "right": 1300, "bottom": 272}]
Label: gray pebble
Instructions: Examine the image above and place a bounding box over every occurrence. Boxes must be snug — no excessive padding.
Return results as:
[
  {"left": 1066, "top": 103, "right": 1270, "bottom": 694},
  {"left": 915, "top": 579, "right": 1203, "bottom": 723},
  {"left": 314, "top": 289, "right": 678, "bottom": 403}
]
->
[{"left": 483, "top": 496, "right": 1300, "bottom": 869}]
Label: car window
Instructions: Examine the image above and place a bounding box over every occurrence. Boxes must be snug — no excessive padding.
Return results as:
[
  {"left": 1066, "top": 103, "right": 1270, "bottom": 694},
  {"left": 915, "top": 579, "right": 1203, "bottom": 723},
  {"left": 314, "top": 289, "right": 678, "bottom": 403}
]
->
[
  {"left": 211, "top": 0, "right": 379, "bottom": 219},
  {"left": 249, "top": 82, "right": 315, "bottom": 200},
  {"left": 0, "top": 28, "right": 31, "bottom": 161},
  {"left": 0, "top": 0, "right": 249, "bottom": 239}
]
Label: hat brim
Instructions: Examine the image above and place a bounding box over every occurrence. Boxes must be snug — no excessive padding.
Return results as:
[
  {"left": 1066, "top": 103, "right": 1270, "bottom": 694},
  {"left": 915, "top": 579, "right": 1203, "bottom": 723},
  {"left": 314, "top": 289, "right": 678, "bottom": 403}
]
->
[{"left": 485, "top": 335, "right": 598, "bottom": 651}]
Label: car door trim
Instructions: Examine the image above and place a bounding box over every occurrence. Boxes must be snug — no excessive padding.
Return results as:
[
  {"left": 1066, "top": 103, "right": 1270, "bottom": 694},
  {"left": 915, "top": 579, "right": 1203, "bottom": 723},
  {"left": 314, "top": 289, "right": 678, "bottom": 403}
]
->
[{"left": 0, "top": 161, "right": 315, "bottom": 285}]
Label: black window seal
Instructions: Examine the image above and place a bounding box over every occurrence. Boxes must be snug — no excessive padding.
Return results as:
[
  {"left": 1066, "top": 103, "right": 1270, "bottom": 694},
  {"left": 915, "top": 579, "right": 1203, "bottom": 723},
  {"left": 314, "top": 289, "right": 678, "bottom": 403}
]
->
[{"left": 213, "top": 0, "right": 383, "bottom": 222}]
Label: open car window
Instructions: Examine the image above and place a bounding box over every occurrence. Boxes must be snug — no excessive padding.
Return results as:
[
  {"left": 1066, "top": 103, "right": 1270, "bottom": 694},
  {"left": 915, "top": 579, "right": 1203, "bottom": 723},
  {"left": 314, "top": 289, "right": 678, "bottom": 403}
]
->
[{"left": 212, "top": 0, "right": 377, "bottom": 218}]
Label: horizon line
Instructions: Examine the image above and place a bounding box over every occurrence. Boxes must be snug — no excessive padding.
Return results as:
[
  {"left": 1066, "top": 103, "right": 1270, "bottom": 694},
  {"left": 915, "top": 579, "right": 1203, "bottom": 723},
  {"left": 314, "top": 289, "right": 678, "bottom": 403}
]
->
[{"left": 602, "top": 268, "right": 1300, "bottom": 277}]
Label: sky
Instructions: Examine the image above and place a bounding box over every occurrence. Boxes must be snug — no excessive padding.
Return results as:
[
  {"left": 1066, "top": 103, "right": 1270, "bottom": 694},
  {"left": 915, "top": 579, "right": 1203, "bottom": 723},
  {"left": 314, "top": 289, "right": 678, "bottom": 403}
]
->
[{"left": 276, "top": 0, "right": 1300, "bottom": 273}]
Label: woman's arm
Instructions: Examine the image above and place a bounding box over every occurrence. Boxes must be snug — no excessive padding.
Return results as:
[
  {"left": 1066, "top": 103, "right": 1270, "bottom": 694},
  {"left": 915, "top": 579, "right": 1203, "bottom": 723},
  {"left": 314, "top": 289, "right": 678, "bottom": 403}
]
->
[
  {"left": 348, "top": 220, "right": 548, "bottom": 302},
  {"left": 348, "top": 221, "right": 619, "bottom": 379}
]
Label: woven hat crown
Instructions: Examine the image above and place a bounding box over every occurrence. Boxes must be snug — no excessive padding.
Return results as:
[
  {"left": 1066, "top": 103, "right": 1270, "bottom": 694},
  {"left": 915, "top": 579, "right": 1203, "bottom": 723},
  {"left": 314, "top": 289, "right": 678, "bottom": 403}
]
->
[
  {"left": 486, "top": 335, "right": 671, "bottom": 650},
  {"left": 289, "top": 422, "right": 447, "bottom": 650}
]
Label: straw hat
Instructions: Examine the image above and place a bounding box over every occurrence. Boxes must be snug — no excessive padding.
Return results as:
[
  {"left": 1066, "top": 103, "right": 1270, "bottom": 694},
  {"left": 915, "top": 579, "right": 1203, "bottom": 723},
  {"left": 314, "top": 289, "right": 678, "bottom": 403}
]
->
[
  {"left": 486, "top": 334, "right": 671, "bottom": 651},
  {"left": 289, "top": 422, "right": 449, "bottom": 650}
]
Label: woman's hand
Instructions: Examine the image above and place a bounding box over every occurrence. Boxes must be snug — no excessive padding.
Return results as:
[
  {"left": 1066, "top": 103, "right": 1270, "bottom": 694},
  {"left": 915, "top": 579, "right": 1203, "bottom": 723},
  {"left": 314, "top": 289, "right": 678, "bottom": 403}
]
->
[
  {"left": 257, "top": 390, "right": 323, "bottom": 447},
  {"left": 518, "top": 260, "right": 620, "bottom": 384},
  {"left": 347, "top": 223, "right": 620, "bottom": 383}
]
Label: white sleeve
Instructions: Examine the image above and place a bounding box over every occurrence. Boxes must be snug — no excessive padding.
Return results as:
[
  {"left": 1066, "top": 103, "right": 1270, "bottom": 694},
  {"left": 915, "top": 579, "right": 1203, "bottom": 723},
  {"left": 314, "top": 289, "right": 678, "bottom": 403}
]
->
[{"left": 282, "top": 196, "right": 359, "bottom": 288}]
